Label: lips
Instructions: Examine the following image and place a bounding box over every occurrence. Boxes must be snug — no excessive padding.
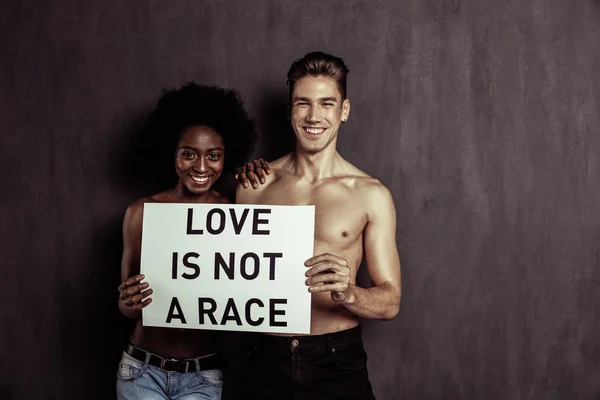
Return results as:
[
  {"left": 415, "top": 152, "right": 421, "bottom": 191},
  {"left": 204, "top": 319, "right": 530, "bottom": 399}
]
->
[
  {"left": 304, "top": 127, "right": 326, "bottom": 135},
  {"left": 189, "top": 175, "right": 212, "bottom": 185}
]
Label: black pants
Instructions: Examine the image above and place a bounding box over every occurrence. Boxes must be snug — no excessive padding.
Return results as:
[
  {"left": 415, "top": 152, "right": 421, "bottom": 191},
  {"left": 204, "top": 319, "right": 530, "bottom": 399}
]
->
[{"left": 241, "top": 325, "right": 375, "bottom": 400}]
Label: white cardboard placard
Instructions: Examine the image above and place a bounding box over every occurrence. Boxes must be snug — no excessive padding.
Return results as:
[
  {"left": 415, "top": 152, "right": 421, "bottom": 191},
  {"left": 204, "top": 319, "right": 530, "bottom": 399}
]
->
[{"left": 140, "top": 203, "right": 314, "bottom": 334}]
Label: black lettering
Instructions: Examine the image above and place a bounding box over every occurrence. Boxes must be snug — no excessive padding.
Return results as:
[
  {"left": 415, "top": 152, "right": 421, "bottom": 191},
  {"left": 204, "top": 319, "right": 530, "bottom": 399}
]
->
[
  {"left": 166, "top": 297, "right": 187, "bottom": 324},
  {"left": 215, "top": 252, "right": 235, "bottom": 280},
  {"left": 182, "top": 252, "right": 200, "bottom": 279},
  {"left": 240, "top": 253, "right": 260, "bottom": 280},
  {"left": 230, "top": 208, "right": 249, "bottom": 234},
  {"left": 252, "top": 209, "right": 271, "bottom": 235},
  {"left": 221, "top": 298, "right": 242, "bottom": 325},
  {"left": 206, "top": 208, "right": 226, "bottom": 234},
  {"left": 171, "top": 252, "right": 178, "bottom": 279},
  {"left": 245, "top": 298, "right": 264, "bottom": 326},
  {"left": 186, "top": 208, "right": 203, "bottom": 234},
  {"left": 263, "top": 252, "right": 283, "bottom": 280},
  {"left": 198, "top": 298, "right": 218, "bottom": 325},
  {"left": 269, "top": 299, "right": 287, "bottom": 327}
]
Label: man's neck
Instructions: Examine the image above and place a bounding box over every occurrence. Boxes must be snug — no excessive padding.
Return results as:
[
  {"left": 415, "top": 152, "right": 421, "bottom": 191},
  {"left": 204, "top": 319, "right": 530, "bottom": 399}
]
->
[{"left": 292, "top": 143, "right": 341, "bottom": 181}]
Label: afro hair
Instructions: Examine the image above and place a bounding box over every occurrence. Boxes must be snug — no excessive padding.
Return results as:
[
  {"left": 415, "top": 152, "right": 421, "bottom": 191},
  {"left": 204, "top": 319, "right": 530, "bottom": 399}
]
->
[{"left": 149, "top": 82, "right": 257, "bottom": 174}]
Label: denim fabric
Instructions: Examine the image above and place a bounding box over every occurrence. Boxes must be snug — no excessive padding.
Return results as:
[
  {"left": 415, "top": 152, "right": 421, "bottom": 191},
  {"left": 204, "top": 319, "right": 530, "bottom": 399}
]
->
[
  {"left": 242, "top": 325, "right": 376, "bottom": 400},
  {"left": 116, "top": 350, "right": 222, "bottom": 400}
]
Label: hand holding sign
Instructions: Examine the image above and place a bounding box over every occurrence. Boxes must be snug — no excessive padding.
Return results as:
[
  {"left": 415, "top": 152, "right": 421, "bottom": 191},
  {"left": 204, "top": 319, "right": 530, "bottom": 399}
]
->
[
  {"left": 304, "top": 253, "right": 351, "bottom": 303},
  {"left": 119, "top": 274, "right": 153, "bottom": 309}
]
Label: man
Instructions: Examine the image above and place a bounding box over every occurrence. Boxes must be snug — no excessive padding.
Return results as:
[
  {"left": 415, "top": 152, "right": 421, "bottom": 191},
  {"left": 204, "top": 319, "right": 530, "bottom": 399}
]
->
[{"left": 236, "top": 51, "right": 401, "bottom": 399}]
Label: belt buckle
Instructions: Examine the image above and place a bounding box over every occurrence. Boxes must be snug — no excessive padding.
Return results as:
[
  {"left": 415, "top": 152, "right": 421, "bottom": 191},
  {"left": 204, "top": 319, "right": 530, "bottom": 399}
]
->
[{"left": 160, "top": 358, "right": 189, "bottom": 372}]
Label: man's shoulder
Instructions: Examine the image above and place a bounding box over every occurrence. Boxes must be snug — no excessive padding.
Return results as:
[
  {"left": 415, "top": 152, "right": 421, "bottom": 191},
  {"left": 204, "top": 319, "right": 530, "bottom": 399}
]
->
[
  {"left": 236, "top": 154, "right": 292, "bottom": 201},
  {"left": 268, "top": 153, "right": 293, "bottom": 169},
  {"left": 336, "top": 162, "right": 388, "bottom": 193},
  {"left": 262, "top": 153, "right": 294, "bottom": 182},
  {"left": 355, "top": 178, "right": 395, "bottom": 221},
  {"left": 353, "top": 176, "right": 393, "bottom": 207},
  {"left": 334, "top": 164, "right": 393, "bottom": 210},
  {"left": 353, "top": 175, "right": 388, "bottom": 193}
]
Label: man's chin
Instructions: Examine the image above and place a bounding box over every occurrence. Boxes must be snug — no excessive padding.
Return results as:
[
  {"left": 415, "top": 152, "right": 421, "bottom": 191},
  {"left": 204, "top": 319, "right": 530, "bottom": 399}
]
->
[{"left": 297, "top": 141, "right": 329, "bottom": 154}]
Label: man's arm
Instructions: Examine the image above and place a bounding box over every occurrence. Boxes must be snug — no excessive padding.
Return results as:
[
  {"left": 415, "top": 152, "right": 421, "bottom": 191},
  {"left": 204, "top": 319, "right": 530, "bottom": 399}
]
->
[
  {"left": 118, "top": 200, "right": 153, "bottom": 319},
  {"left": 306, "top": 183, "right": 401, "bottom": 320},
  {"left": 347, "top": 183, "right": 401, "bottom": 319}
]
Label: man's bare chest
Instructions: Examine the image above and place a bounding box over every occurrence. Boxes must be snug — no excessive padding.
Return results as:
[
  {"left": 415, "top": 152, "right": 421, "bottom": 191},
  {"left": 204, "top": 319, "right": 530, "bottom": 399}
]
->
[{"left": 256, "top": 182, "right": 367, "bottom": 246}]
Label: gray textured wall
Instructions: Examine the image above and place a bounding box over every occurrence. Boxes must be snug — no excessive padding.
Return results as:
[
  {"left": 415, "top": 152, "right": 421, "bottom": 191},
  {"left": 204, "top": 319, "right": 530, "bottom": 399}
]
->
[{"left": 1, "top": 0, "right": 599, "bottom": 399}]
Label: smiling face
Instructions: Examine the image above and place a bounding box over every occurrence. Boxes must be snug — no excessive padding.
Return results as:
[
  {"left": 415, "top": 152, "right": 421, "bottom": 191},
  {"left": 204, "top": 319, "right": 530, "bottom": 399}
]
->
[
  {"left": 290, "top": 75, "right": 350, "bottom": 153},
  {"left": 174, "top": 125, "right": 225, "bottom": 195}
]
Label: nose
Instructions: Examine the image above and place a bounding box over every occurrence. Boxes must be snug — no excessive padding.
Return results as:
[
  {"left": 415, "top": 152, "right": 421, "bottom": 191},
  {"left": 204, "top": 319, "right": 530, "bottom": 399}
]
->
[
  {"left": 193, "top": 157, "right": 208, "bottom": 173},
  {"left": 307, "top": 105, "right": 321, "bottom": 123}
]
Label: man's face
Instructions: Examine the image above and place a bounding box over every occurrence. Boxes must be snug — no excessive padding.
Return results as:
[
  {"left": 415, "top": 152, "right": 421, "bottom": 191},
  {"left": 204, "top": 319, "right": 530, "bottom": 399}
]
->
[
  {"left": 175, "top": 125, "right": 225, "bottom": 195},
  {"left": 290, "top": 75, "right": 350, "bottom": 153}
]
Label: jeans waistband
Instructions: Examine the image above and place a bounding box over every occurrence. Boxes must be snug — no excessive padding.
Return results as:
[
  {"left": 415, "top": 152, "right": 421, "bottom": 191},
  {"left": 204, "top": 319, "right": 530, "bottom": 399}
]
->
[
  {"left": 244, "top": 325, "right": 364, "bottom": 355},
  {"left": 125, "top": 344, "right": 222, "bottom": 373}
]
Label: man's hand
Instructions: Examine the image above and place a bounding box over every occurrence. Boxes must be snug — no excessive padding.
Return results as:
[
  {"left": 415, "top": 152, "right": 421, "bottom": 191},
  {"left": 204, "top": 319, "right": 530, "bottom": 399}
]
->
[
  {"left": 304, "top": 253, "right": 352, "bottom": 303},
  {"left": 235, "top": 158, "right": 271, "bottom": 189},
  {"left": 118, "top": 274, "right": 153, "bottom": 310}
]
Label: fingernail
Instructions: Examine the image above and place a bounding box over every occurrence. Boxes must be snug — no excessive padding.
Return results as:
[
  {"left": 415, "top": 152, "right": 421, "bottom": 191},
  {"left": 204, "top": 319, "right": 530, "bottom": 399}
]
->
[
  {"left": 260, "top": 179, "right": 265, "bottom": 183},
  {"left": 253, "top": 184, "right": 258, "bottom": 188},
  {"left": 243, "top": 182, "right": 248, "bottom": 188}
]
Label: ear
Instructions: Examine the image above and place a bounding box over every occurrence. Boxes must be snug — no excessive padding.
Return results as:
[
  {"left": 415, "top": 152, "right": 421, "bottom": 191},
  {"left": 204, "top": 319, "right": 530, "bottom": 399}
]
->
[{"left": 342, "top": 99, "right": 351, "bottom": 122}]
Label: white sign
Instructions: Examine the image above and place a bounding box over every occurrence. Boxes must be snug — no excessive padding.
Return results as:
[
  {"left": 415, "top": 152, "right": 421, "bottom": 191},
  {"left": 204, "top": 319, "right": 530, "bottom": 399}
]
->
[{"left": 140, "top": 203, "right": 314, "bottom": 334}]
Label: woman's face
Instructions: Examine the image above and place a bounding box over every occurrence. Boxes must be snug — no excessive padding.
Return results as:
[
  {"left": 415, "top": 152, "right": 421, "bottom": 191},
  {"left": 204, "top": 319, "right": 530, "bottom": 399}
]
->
[{"left": 174, "top": 125, "right": 225, "bottom": 195}]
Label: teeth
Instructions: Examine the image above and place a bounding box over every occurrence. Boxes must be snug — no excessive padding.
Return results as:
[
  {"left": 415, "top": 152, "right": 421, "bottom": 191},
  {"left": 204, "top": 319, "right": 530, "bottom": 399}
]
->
[
  {"left": 191, "top": 176, "right": 210, "bottom": 183},
  {"left": 306, "top": 128, "right": 325, "bottom": 134}
]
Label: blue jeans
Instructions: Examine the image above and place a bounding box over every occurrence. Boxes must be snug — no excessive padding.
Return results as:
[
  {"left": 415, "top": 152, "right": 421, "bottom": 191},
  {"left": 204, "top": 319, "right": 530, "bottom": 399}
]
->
[{"left": 116, "top": 350, "right": 223, "bottom": 400}]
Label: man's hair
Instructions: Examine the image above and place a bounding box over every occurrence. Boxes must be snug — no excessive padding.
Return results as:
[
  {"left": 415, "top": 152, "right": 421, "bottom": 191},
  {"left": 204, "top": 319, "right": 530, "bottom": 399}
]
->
[
  {"left": 149, "top": 82, "right": 257, "bottom": 174},
  {"left": 286, "top": 51, "right": 350, "bottom": 101}
]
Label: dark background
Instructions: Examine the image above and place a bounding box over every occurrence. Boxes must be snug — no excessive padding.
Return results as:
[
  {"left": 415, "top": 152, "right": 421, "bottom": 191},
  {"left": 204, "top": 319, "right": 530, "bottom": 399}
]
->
[{"left": 1, "top": 0, "right": 599, "bottom": 399}]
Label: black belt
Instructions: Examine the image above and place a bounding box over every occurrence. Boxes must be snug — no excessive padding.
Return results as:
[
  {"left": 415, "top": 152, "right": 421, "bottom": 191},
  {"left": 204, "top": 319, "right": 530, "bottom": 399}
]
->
[{"left": 125, "top": 344, "right": 222, "bottom": 373}]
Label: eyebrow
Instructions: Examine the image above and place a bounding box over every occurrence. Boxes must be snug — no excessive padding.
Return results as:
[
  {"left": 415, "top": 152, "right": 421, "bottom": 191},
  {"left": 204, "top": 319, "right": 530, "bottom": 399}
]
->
[
  {"left": 293, "top": 96, "right": 338, "bottom": 103},
  {"left": 179, "top": 146, "right": 224, "bottom": 152}
]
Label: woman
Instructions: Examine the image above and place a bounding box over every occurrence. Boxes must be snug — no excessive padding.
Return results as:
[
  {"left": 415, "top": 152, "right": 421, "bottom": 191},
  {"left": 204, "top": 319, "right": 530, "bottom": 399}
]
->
[{"left": 116, "top": 82, "right": 268, "bottom": 399}]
